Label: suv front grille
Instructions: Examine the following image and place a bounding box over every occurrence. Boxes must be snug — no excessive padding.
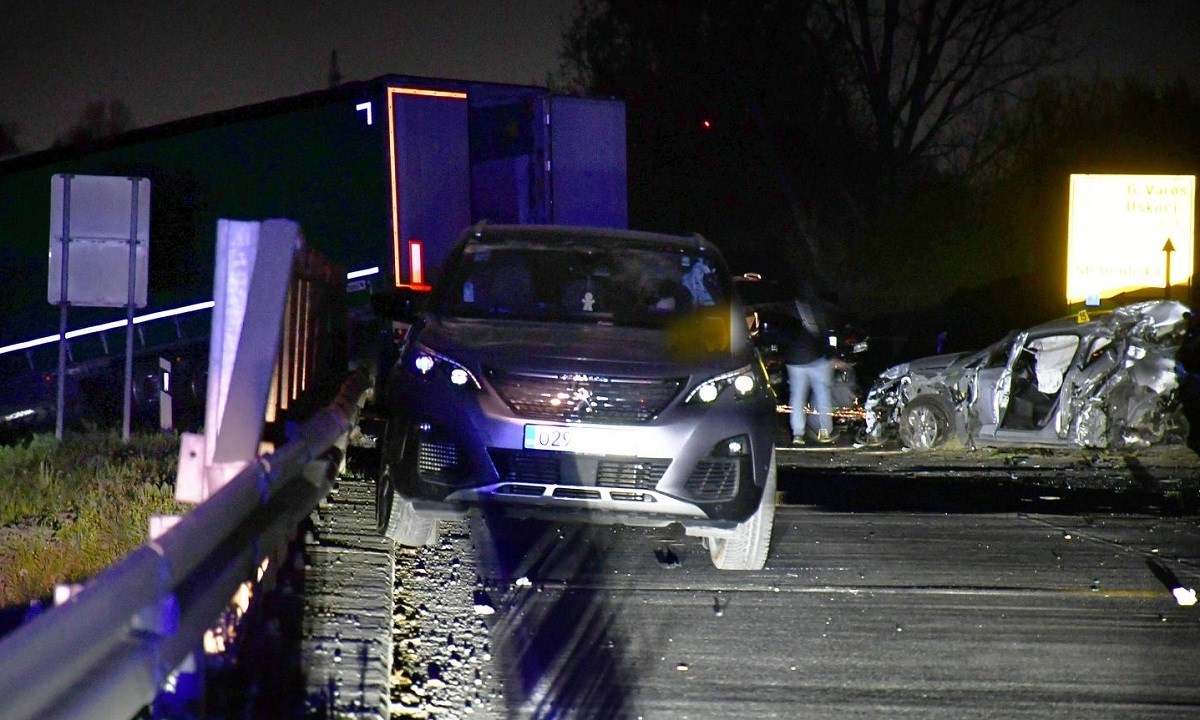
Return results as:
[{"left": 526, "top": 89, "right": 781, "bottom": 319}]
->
[
  {"left": 490, "top": 449, "right": 668, "bottom": 490},
  {"left": 596, "top": 459, "right": 671, "bottom": 489},
  {"left": 485, "top": 370, "right": 684, "bottom": 425},
  {"left": 490, "top": 448, "right": 561, "bottom": 484}
]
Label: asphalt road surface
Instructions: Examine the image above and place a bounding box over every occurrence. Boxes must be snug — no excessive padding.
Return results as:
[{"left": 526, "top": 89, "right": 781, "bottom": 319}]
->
[{"left": 436, "top": 449, "right": 1200, "bottom": 720}]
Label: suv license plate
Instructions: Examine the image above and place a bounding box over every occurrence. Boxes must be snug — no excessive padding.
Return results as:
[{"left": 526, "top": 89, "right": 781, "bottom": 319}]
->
[{"left": 523, "top": 424, "right": 636, "bottom": 456}]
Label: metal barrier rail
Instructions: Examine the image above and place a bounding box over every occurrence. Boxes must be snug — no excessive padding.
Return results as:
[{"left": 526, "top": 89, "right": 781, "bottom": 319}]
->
[{"left": 0, "top": 369, "right": 371, "bottom": 720}]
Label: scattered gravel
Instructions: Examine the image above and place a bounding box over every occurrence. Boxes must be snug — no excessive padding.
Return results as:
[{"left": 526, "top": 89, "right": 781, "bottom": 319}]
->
[{"left": 390, "top": 520, "right": 505, "bottom": 718}]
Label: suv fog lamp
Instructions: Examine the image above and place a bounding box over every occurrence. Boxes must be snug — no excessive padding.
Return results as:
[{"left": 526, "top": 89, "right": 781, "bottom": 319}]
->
[{"left": 714, "top": 434, "right": 750, "bottom": 457}]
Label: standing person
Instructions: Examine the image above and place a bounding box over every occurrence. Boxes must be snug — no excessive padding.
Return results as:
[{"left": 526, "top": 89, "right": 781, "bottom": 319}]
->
[{"left": 784, "top": 297, "right": 835, "bottom": 445}]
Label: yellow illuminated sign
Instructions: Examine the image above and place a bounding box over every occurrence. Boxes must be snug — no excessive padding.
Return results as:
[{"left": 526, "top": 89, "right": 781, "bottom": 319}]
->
[{"left": 1066, "top": 174, "right": 1195, "bottom": 304}]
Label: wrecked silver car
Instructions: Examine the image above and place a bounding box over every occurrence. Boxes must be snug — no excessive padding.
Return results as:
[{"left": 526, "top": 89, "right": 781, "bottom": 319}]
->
[{"left": 863, "top": 300, "right": 1191, "bottom": 450}]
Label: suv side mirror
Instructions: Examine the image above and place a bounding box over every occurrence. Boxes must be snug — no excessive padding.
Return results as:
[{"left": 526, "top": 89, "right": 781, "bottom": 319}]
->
[{"left": 371, "top": 287, "right": 425, "bottom": 323}]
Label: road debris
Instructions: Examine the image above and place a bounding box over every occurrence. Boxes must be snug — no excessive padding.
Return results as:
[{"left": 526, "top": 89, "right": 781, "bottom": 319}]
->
[{"left": 654, "top": 545, "right": 681, "bottom": 568}]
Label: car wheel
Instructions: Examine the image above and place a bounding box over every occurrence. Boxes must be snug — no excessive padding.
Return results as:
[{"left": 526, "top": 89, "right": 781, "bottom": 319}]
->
[
  {"left": 898, "top": 396, "right": 952, "bottom": 449},
  {"left": 707, "top": 451, "right": 776, "bottom": 570},
  {"left": 375, "top": 426, "right": 439, "bottom": 547}
]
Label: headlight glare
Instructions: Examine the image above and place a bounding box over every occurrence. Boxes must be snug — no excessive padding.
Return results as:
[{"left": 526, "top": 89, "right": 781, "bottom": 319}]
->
[
  {"left": 409, "top": 345, "right": 481, "bottom": 389},
  {"left": 685, "top": 365, "right": 758, "bottom": 404}
]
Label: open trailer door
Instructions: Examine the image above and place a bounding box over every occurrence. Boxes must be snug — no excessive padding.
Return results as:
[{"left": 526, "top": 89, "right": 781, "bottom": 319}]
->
[{"left": 387, "top": 84, "right": 471, "bottom": 289}]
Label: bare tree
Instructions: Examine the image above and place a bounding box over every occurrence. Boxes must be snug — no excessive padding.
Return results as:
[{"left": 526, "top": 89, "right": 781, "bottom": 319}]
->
[
  {"left": 813, "top": 0, "right": 1077, "bottom": 178},
  {"left": 554, "top": 0, "right": 1078, "bottom": 307},
  {"left": 54, "top": 98, "right": 135, "bottom": 147}
]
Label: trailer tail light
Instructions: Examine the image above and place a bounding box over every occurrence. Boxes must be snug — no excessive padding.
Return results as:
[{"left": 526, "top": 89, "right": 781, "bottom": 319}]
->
[
  {"left": 393, "top": 239, "right": 430, "bottom": 291},
  {"left": 409, "top": 240, "right": 425, "bottom": 287}
]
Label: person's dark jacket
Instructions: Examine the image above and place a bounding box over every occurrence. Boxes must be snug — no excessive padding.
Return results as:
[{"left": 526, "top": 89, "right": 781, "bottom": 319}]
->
[
  {"left": 783, "top": 320, "right": 829, "bottom": 365},
  {"left": 764, "top": 310, "right": 830, "bottom": 365}
]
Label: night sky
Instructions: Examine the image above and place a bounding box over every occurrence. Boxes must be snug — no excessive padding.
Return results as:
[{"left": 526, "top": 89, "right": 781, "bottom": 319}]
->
[
  {"left": 1, "top": 0, "right": 579, "bottom": 153},
  {"left": 1, "top": 0, "right": 1198, "bottom": 156}
]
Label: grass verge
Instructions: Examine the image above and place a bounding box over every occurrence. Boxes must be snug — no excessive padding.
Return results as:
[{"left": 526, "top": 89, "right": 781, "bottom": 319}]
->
[{"left": 0, "top": 431, "right": 189, "bottom": 608}]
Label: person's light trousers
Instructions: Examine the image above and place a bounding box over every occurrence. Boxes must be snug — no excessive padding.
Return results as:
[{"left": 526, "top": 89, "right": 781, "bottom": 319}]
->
[{"left": 787, "top": 359, "right": 833, "bottom": 436}]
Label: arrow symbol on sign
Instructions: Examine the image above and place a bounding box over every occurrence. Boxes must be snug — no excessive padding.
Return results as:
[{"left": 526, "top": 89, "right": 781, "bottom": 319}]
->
[{"left": 1163, "top": 237, "right": 1175, "bottom": 300}]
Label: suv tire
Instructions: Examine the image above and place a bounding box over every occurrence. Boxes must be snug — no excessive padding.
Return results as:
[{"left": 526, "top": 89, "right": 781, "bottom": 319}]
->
[
  {"left": 703, "top": 450, "right": 776, "bottom": 570},
  {"left": 380, "top": 484, "right": 439, "bottom": 547},
  {"left": 376, "top": 428, "right": 439, "bottom": 547}
]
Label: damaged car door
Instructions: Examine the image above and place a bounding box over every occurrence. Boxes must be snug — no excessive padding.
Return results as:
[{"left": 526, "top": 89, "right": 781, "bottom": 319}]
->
[
  {"left": 969, "top": 337, "right": 1019, "bottom": 438},
  {"left": 980, "top": 332, "right": 1082, "bottom": 446}
]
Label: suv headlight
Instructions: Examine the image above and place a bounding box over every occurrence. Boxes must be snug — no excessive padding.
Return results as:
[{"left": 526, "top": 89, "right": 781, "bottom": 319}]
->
[
  {"left": 408, "top": 344, "right": 481, "bottom": 389},
  {"left": 685, "top": 365, "right": 759, "bottom": 405}
]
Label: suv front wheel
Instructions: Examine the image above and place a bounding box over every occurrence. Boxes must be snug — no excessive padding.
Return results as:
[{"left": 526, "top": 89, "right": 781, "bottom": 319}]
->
[
  {"left": 690, "top": 450, "right": 776, "bottom": 570},
  {"left": 376, "top": 427, "right": 440, "bottom": 547}
]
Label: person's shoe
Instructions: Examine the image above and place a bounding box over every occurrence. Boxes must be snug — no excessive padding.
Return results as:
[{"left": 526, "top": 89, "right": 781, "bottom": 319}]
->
[
  {"left": 791, "top": 434, "right": 806, "bottom": 446},
  {"left": 815, "top": 429, "right": 833, "bottom": 444}
]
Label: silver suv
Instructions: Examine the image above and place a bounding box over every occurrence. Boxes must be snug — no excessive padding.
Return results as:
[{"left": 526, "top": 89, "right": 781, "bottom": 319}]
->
[{"left": 372, "top": 224, "right": 778, "bottom": 569}]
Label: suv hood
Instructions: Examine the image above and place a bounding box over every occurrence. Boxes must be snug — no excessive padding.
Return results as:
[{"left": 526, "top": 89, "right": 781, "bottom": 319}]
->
[{"left": 418, "top": 316, "right": 748, "bottom": 377}]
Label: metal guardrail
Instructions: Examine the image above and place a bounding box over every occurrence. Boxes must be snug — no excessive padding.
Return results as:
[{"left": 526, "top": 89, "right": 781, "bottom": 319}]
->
[
  {"left": 0, "top": 217, "right": 367, "bottom": 718},
  {"left": 0, "top": 369, "right": 371, "bottom": 720}
]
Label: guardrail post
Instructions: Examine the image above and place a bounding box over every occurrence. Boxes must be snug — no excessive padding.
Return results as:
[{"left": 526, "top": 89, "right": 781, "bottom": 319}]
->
[
  {"left": 175, "top": 219, "right": 299, "bottom": 503},
  {"left": 158, "top": 356, "right": 173, "bottom": 432}
]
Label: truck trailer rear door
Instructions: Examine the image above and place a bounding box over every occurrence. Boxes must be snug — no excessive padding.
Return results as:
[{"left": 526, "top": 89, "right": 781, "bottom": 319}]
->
[{"left": 548, "top": 96, "right": 627, "bottom": 229}]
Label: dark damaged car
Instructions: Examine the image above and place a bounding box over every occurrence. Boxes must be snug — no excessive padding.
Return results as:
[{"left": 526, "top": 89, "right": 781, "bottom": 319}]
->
[{"left": 863, "top": 300, "right": 1190, "bottom": 450}]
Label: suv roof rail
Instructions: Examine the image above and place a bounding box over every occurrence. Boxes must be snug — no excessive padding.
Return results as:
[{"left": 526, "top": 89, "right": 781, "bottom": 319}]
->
[{"left": 467, "top": 219, "right": 490, "bottom": 239}]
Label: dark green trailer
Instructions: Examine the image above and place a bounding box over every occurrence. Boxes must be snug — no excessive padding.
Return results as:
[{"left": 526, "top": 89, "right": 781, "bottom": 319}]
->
[{"left": 0, "top": 74, "right": 627, "bottom": 434}]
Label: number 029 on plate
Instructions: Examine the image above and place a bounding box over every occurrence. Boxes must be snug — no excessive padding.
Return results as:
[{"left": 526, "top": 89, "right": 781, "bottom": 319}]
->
[{"left": 523, "top": 424, "right": 635, "bottom": 455}]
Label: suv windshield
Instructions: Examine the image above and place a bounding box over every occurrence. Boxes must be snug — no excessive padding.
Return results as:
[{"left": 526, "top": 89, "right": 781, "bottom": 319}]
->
[{"left": 431, "top": 242, "right": 730, "bottom": 328}]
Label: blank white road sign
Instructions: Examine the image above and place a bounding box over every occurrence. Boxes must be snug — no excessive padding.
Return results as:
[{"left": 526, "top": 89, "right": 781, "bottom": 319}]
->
[{"left": 48, "top": 174, "right": 150, "bottom": 308}]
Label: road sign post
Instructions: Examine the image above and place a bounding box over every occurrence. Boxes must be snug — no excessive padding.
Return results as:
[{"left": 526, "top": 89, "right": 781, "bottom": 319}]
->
[
  {"left": 53, "top": 177, "right": 73, "bottom": 440},
  {"left": 123, "top": 179, "right": 144, "bottom": 441}
]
